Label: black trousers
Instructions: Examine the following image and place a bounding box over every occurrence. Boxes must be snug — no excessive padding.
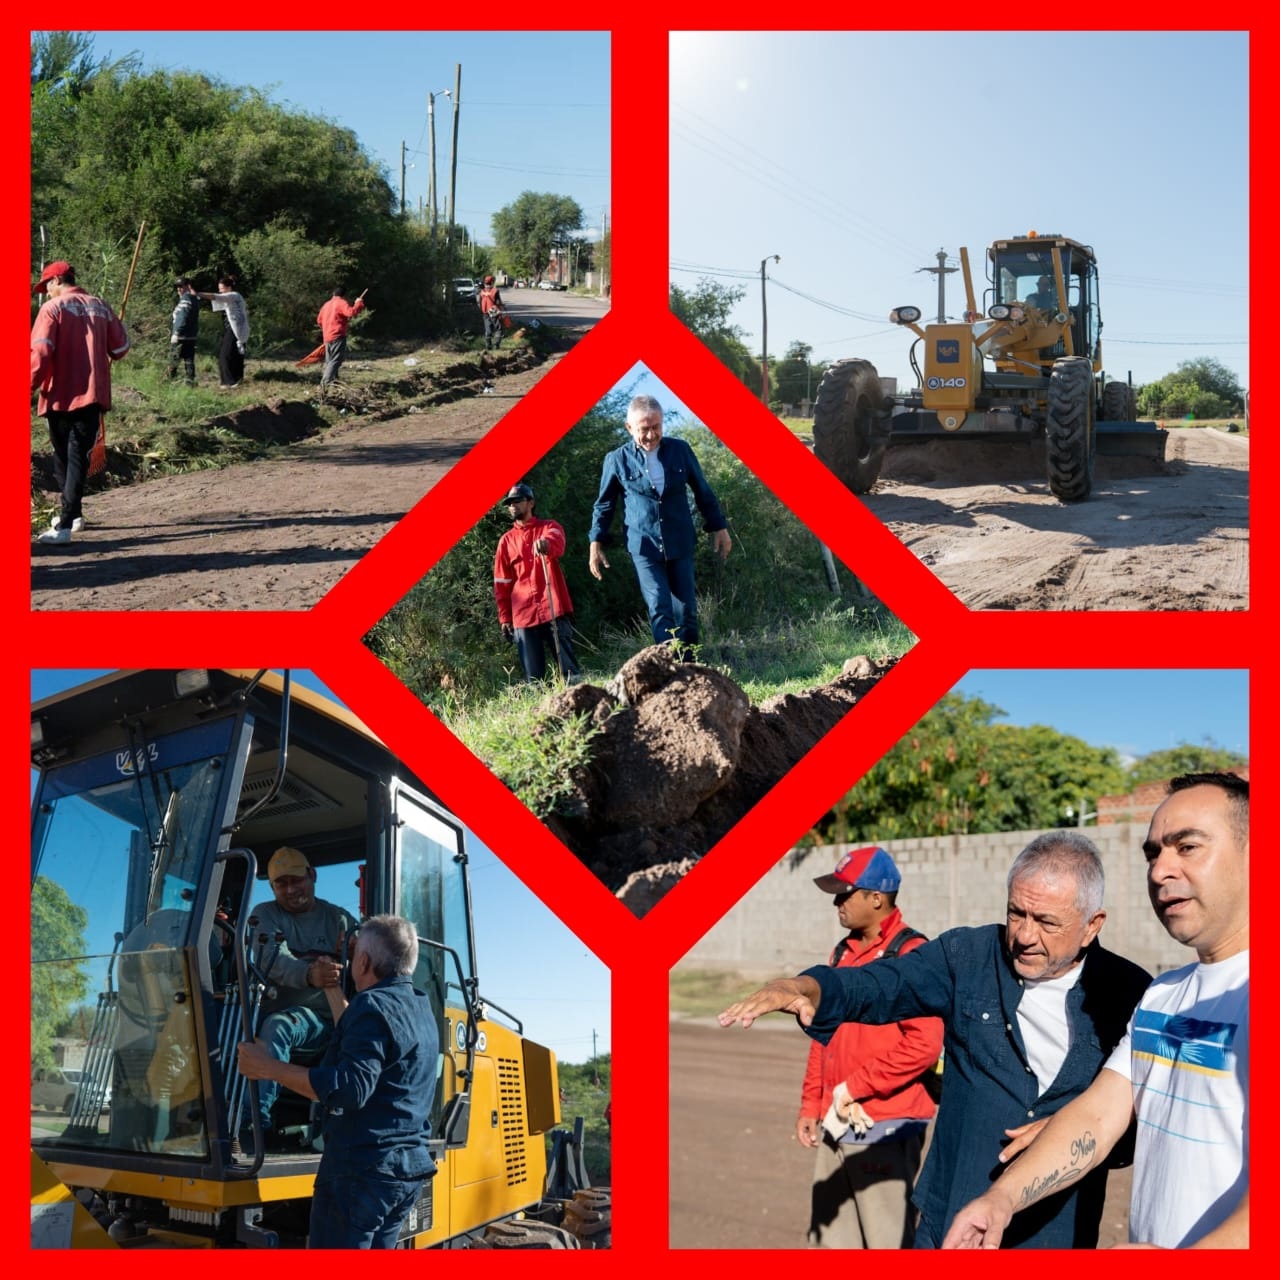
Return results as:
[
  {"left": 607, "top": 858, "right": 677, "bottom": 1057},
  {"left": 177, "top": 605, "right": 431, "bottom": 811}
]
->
[
  {"left": 46, "top": 405, "right": 102, "bottom": 523},
  {"left": 218, "top": 327, "right": 244, "bottom": 386}
]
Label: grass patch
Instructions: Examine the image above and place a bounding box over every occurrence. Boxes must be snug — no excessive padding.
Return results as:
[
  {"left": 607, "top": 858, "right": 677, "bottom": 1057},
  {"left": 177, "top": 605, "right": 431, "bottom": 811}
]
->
[
  {"left": 669, "top": 968, "right": 753, "bottom": 1018},
  {"left": 31, "top": 329, "right": 547, "bottom": 533}
]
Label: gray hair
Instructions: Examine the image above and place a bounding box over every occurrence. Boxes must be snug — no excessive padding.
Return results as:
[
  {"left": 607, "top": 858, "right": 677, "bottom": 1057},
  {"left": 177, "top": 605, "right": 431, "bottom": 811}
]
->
[
  {"left": 1007, "top": 831, "right": 1105, "bottom": 918},
  {"left": 358, "top": 914, "right": 419, "bottom": 979},
  {"left": 627, "top": 394, "right": 663, "bottom": 422}
]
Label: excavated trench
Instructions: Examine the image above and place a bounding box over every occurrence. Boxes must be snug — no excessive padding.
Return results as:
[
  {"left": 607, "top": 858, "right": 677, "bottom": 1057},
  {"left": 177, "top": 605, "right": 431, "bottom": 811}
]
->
[
  {"left": 30, "top": 347, "right": 540, "bottom": 492},
  {"left": 534, "top": 646, "right": 899, "bottom": 915}
]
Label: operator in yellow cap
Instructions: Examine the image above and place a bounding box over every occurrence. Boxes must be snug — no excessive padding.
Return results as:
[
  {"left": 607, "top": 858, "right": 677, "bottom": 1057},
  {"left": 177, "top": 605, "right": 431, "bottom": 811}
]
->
[{"left": 241, "top": 846, "right": 357, "bottom": 1154}]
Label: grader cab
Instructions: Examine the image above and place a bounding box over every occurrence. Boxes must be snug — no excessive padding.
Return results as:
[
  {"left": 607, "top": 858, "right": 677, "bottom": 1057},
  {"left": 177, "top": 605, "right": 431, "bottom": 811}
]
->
[
  {"left": 30, "top": 670, "right": 607, "bottom": 1249},
  {"left": 812, "top": 232, "right": 1167, "bottom": 502}
]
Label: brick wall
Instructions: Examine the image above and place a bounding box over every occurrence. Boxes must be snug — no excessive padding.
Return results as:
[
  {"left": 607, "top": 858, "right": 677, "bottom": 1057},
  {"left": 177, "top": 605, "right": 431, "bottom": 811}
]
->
[{"left": 681, "top": 825, "right": 1191, "bottom": 980}]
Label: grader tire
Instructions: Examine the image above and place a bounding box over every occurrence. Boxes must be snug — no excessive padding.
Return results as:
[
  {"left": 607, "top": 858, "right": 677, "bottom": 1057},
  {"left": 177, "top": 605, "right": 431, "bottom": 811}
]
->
[
  {"left": 1101, "top": 380, "right": 1137, "bottom": 422},
  {"left": 1046, "top": 356, "right": 1096, "bottom": 502},
  {"left": 812, "top": 358, "right": 887, "bottom": 494}
]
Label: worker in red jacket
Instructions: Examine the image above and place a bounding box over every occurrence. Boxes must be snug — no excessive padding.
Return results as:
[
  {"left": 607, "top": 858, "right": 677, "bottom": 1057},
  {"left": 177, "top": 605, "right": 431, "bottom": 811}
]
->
[
  {"left": 316, "top": 286, "right": 367, "bottom": 390},
  {"left": 797, "top": 847, "right": 942, "bottom": 1248},
  {"left": 493, "top": 483, "right": 580, "bottom": 681},
  {"left": 31, "top": 260, "right": 130, "bottom": 544},
  {"left": 477, "top": 275, "right": 506, "bottom": 350}
]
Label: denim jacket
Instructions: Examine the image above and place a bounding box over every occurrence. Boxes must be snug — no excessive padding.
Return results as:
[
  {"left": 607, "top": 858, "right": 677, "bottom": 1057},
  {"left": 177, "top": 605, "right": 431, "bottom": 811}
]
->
[
  {"left": 588, "top": 436, "right": 725, "bottom": 562},
  {"left": 309, "top": 975, "right": 439, "bottom": 1181},
  {"left": 804, "top": 925, "right": 1151, "bottom": 1248}
]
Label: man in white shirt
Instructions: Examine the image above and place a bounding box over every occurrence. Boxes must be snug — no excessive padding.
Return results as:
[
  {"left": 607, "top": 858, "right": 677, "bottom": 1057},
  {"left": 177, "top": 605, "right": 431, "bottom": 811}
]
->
[{"left": 941, "top": 771, "right": 1249, "bottom": 1250}]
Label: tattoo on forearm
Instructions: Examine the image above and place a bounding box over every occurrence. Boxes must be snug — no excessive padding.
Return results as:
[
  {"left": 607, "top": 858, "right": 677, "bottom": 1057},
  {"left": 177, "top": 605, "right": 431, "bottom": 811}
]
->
[
  {"left": 1017, "top": 1131, "right": 1097, "bottom": 1209},
  {"left": 1070, "top": 1131, "right": 1096, "bottom": 1165},
  {"left": 1018, "top": 1166, "right": 1084, "bottom": 1207}
]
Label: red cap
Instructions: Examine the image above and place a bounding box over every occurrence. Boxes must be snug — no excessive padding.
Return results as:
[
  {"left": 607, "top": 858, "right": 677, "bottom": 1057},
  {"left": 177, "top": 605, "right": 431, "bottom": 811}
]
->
[{"left": 33, "top": 261, "right": 72, "bottom": 295}]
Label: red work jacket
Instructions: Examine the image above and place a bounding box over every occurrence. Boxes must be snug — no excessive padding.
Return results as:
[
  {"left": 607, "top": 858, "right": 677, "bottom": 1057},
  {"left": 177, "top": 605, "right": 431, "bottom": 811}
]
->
[
  {"left": 799, "top": 908, "right": 942, "bottom": 1123},
  {"left": 493, "top": 516, "right": 573, "bottom": 627},
  {"left": 317, "top": 295, "right": 365, "bottom": 342},
  {"left": 30, "top": 287, "right": 130, "bottom": 413}
]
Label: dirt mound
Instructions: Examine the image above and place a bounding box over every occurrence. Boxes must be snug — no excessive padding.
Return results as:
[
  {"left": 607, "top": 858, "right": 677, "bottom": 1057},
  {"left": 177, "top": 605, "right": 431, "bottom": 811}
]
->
[{"left": 537, "top": 646, "right": 897, "bottom": 915}]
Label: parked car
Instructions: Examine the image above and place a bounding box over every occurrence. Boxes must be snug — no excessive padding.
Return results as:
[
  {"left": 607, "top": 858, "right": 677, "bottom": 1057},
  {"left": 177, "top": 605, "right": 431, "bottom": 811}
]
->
[
  {"left": 537, "top": 279, "right": 567, "bottom": 291},
  {"left": 32, "top": 1066, "right": 82, "bottom": 1113},
  {"left": 32, "top": 1066, "right": 111, "bottom": 1114},
  {"left": 451, "top": 276, "right": 477, "bottom": 299}
]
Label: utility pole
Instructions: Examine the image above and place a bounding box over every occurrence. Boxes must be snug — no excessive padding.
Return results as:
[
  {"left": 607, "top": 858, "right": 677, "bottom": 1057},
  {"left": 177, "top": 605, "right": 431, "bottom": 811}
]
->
[
  {"left": 446, "top": 63, "right": 462, "bottom": 239},
  {"left": 600, "top": 209, "right": 609, "bottom": 297},
  {"left": 399, "top": 141, "right": 407, "bottom": 217},
  {"left": 592, "top": 1029, "right": 599, "bottom": 1086},
  {"left": 917, "top": 247, "right": 957, "bottom": 323},
  {"left": 760, "top": 253, "right": 780, "bottom": 405}
]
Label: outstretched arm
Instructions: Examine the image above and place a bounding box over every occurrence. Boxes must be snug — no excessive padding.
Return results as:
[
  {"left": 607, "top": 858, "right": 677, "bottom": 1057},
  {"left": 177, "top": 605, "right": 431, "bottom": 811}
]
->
[
  {"left": 941, "top": 1067, "right": 1133, "bottom": 1248},
  {"left": 718, "top": 976, "right": 822, "bottom": 1029}
]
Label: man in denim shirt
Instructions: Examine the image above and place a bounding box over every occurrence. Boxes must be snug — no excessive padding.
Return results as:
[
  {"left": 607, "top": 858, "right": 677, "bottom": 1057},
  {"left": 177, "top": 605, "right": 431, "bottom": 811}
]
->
[
  {"left": 720, "top": 832, "right": 1151, "bottom": 1248},
  {"left": 588, "top": 395, "right": 731, "bottom": 652},
  {"left": 240, "top": 914, "right": 438, "bottom": 1248}
]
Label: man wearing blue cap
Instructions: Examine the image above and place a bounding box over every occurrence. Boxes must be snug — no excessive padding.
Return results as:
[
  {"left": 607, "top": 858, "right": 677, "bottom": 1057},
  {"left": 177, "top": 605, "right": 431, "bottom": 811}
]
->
[
  {"left": 799, "top": 846, "right": 942, "bottom": 1248},
  {"left": 721, "top": 832, "right": 1152, "bottom": 1249}
]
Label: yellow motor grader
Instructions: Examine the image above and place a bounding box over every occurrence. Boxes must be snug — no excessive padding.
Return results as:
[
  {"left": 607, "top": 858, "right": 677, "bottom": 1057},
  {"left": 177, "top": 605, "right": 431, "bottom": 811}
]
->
[
  {"left": 30, "top": 669, "right": 608, "bottom": 1249},
  {"left": 812, "top": 232, "right": 1167, "bottom": 502}
]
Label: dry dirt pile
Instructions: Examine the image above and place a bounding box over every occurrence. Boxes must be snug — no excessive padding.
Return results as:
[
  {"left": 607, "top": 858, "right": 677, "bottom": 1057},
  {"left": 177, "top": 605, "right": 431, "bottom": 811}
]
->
[{"left": 536, "top": 646, "right": 897, "bottom": 914}]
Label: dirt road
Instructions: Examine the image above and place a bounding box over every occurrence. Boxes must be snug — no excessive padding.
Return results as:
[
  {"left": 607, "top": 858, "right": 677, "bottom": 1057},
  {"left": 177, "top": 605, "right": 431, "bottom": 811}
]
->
[
  {"left": 31, "top": 354, "right": 563, "bottom": 612},
  {"left": 669, "top": 1018, "right": 1132, "bottom": 1249},
  {"left": 861, "top": 427, "right": 1248, "bottom": 610}
]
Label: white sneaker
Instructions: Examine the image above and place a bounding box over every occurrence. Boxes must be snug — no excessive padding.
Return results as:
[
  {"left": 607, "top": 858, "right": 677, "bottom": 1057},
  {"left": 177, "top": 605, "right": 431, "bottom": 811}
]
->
[
  {"left": 51, "top": 515, "right": 85, "bottom": 532},
  {"left": 37, "top": 527, "right": 71, "bottom": 544}
]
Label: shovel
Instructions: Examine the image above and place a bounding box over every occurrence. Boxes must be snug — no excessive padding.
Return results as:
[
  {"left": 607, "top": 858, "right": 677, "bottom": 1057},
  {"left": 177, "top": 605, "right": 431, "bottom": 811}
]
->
[
  {"left": 537, "top": 550, "right": 567, "bottom": 679},
  {"left": 88, "top": 220, "right": 146, "bottom": 479}
]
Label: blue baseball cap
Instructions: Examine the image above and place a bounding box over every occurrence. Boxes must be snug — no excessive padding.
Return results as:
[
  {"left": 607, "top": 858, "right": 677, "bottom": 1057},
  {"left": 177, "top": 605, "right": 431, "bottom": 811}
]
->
[{"left": 813, "top": 845, "right": 902, "bottom": 894}]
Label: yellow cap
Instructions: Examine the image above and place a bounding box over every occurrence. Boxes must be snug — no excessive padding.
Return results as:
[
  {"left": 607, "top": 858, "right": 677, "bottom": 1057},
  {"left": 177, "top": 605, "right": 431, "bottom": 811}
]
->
[{"left": 268, "top": 846, "right": 311, "bottom": 882}]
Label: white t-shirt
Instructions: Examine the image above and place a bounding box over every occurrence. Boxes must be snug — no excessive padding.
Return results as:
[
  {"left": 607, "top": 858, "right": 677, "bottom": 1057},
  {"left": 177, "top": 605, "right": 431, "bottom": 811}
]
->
[
  {"left": 1016, "top": 962, "right": 1082, "bottom": 1095},
  {"left": 1105, "top": 949, "right": 1248, "bottom": 1247},
  {"left": 643, "top": 446, "right": 665, "bottom": 495},
  {"left": 211, "top": 291, "right": 250, "bottom": 343}
]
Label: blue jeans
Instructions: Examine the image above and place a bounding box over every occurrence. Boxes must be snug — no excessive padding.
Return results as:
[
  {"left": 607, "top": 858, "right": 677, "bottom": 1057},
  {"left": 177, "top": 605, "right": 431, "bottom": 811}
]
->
[
  {"left": 515, "top": 618, "right": 580, "bottom": 680},
  {"left": 632, "top": 552, "right": 699, "bottom": 646},
  {"left": 310, "top": 1172, "right": 425, "bottom": 1248},
  {"left": 255, "top": 1005, "right": 331, "bottom": 1129}
]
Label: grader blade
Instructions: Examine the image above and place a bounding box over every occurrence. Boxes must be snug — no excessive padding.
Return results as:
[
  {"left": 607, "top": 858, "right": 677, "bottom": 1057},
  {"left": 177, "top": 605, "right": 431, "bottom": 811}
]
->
[{"left": 1096, "top": 420, "right": 1169, "bottom": 460}]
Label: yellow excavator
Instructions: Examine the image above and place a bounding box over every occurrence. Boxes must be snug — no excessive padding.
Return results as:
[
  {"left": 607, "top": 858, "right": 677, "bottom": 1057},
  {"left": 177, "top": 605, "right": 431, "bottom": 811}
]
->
[
  {"left": 30, "top": 669, "right": 609, "bottom": 1248},
  {"left": 813, "top": 231, "right": 1167, "bottom": 502}
]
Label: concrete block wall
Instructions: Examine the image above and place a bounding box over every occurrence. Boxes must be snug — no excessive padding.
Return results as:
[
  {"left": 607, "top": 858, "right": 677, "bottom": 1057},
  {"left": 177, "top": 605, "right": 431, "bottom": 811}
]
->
[{"left": 681, "top": 826, "right": 1189, "bottom": 980}]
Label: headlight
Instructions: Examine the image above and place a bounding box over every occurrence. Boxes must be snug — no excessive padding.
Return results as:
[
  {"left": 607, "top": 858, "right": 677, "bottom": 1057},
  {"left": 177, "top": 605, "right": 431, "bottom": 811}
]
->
[
  {"left": 988, "top": 304, "right": 1011, "bottom": 320},
  {"left": 890, "top": 305, "right": 922, "bottom": 324}
]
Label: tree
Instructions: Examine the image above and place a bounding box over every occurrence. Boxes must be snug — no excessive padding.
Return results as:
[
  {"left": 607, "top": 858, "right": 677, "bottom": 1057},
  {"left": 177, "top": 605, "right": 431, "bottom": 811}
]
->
[
  {"left": 771, "top": 340, "right": 828, "bottom": 409},
  {"left": 670, "top": 278, "right": 757, "bottom": 390},
  {"left": 31, "top": 52, "right": 450, "bottom": 343},
  {"left": 31, "top": 876, "right": 90, "bottom": 1070},
  {"left": 814, "top": 694, "right": 1127, "bottom": 843},
  {"left": 1126, "top": 741, "right": 1247, "bottom": 788},
  {"left": 1137, "top": 357, "right": 1245, "bottom": 419},
  {"left": 491, "top": 192, "right": 584, "bottom": 283}
]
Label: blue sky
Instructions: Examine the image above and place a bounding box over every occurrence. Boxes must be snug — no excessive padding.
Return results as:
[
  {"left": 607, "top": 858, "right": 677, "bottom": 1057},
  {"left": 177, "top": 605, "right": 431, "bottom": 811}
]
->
[
  {"left": 30, "top": 669, "right": 610, "bottom": 1066},
  {"left": 670, "top": 31, "right": 1249, "bottom": 392},
  {"left": 952, "top": 669, "right": 1249, "bottom": 767},
  {"left": 73, "top": 30, "right": 611, "bottom": 248}
]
